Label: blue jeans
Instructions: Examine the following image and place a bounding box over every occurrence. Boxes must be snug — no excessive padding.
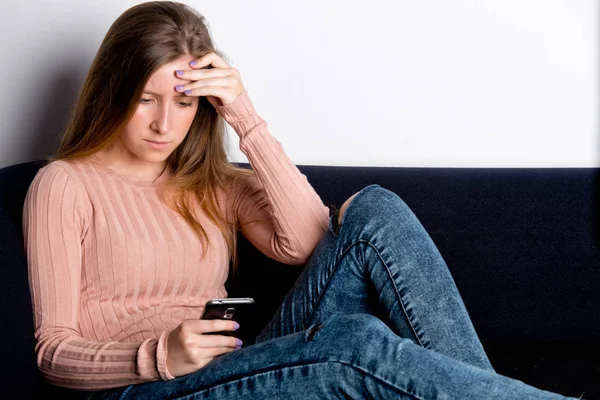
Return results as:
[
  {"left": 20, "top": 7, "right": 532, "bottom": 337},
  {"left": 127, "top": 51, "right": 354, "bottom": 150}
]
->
[{"left": 90, "top": 185, "right": 577, "bottom": 399}]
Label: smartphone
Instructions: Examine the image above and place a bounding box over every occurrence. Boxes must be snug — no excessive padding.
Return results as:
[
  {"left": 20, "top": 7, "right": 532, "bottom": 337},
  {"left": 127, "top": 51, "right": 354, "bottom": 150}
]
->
[{"left": 201, "top": 298, "right": 255, "bottom": 337}]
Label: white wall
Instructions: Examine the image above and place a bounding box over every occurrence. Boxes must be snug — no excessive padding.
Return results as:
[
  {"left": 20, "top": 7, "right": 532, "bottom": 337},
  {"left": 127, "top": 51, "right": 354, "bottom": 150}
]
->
[{"left": 0, "top": 0, "right": 596, "bottom": 168}]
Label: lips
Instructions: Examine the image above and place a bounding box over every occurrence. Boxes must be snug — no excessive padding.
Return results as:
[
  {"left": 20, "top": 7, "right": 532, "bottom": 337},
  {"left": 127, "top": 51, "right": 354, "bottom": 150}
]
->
[
  {"left": 144, "top": 139, "right": 171, "bottom": 150},
  {"left": 145, "top": 140, "right": 169, "bottom": 145}
]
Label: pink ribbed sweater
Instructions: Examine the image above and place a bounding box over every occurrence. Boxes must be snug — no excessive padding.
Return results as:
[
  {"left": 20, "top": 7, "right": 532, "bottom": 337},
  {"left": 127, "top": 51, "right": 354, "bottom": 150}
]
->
[{"left": 22, "top": 91, "right": 330, "bottom": 390}]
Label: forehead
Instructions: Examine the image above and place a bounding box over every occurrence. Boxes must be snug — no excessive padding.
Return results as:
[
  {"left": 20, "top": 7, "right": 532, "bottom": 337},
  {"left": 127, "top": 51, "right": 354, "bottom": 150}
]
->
[{"left": 144, "top": 57, "right": 194, "bottom": 93}]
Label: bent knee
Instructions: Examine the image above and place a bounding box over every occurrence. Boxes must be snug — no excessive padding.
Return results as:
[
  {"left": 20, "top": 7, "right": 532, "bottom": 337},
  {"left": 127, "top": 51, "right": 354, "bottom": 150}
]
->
[
  {"left": 337, "top": 185, "right": 408, "bottom": 227},
  {"left": 337, "top": 185, "right": 391, "bottom": 225},
  {"left": 338, "top": 192, "right": 360, "bottom": 226}
]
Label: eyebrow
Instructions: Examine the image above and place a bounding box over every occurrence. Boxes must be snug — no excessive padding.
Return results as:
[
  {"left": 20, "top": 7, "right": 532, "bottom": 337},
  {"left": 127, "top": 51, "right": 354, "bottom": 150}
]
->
[{"left": 142, "top": 90, "right": 188, "bottom": 98}]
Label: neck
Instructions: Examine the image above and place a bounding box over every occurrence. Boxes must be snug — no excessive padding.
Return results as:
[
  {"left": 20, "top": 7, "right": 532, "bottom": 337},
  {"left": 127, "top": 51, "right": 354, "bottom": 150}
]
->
[{"left": 94, "top": 146, "right": 167, "bottom": 184}]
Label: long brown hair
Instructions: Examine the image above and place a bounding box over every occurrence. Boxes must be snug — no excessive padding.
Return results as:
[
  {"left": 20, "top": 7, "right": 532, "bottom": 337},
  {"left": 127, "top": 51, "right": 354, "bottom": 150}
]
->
[{"left": 54, "top": 1, "right": 252, "bottom": 267}]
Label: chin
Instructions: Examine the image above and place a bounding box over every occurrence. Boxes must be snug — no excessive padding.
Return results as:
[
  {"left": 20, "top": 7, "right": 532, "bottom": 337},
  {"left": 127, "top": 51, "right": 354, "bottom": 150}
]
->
[{"left": 136, "top": 150, "right": 172, "bottom": 164}]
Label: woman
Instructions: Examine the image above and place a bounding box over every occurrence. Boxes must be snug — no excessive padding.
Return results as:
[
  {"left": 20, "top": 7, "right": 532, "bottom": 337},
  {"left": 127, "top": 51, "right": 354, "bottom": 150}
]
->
[{"left": 23, "top": 1, "right": 579, "bottom": 399}]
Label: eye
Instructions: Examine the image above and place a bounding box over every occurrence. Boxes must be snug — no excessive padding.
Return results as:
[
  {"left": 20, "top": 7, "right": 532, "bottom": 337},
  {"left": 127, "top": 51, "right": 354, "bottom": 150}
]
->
[
  {"left": 178, "top": 101, "right": 194, "bottom": 108},
  {"left": 140, "top": 98, "right": 153, "bottom": 104}
]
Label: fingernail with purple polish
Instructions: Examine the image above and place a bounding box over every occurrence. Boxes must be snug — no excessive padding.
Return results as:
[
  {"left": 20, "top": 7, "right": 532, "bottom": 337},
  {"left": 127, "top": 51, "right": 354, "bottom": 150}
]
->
[
  {"left": 189, "top": 60, "right": 197, "bottom": 66},
  {"left": 175, "top": 85, "right": 185, "bottom": 91},
  {"left": 184, "top": 90, "right": 192, "bottom": 95},
  {"left": 175, "top": 70, "right": 184, "bottom": 75},
  {"left": 236, "top": 339, "right": 243, "bottom": 347},
  {"left": 233, "top": 322, "right": 240, "bottom": 330}
]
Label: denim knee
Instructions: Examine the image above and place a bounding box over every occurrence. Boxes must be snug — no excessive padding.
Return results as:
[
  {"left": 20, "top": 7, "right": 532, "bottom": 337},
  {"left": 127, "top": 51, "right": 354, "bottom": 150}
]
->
[{"left": 333, "top": 184, "right": 414, "bottom": 234}]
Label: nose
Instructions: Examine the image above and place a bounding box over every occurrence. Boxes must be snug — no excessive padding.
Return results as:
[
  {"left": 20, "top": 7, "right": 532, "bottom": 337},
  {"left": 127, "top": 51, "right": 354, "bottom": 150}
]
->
[{"left": 150, "top": 104, "right": 171, "bottom": 135}]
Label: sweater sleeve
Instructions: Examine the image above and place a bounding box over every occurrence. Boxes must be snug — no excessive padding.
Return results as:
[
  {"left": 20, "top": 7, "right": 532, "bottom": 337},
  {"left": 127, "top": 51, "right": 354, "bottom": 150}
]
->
[
  {"left": 217, "top": 91, "right": 330, "bottom": 265},
  {"left": 23, "top": 163, "right": 172, "bottom": 390}
]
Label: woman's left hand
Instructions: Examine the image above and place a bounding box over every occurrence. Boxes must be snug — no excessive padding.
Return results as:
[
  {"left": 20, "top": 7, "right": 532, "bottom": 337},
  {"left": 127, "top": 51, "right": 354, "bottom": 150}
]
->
[{"left": 174, "top": 52, "right": 245, "bottom": 108}]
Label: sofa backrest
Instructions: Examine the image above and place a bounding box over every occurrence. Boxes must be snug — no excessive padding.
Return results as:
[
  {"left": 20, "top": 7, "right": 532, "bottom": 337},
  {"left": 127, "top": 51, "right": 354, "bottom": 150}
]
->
[
  {"left": 0, "top": 161, "right": 45, "bottom": 389},
  {"left": 237, "top": 165, "right": 600, "bottom": 342},
  {"left": 2, "top": 160, "right": 599, "bottom": 390}
]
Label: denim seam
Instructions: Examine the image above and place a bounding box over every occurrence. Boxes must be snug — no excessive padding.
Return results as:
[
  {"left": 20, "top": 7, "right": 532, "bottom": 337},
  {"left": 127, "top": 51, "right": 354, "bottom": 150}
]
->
[
  {"left": 304, "top": 240, "right": 426, "bottom": 349},
  {"left": 172, "top": 361, "right": 424, "bottom": 400},
  {"left": 362, "top": 239, "right": 428, "bottom": 349}
]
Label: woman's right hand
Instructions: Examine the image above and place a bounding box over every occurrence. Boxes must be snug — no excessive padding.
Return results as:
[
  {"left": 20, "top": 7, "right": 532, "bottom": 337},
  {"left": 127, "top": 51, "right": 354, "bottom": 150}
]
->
[{"left": 166, "top": 319, "right": 241, "bottom": 377}]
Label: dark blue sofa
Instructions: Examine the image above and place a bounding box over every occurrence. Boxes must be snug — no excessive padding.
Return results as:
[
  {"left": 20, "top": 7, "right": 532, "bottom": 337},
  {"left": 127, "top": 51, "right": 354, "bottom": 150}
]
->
[{"left": 1, "top": 160, "right": 598, "bottom": 399}]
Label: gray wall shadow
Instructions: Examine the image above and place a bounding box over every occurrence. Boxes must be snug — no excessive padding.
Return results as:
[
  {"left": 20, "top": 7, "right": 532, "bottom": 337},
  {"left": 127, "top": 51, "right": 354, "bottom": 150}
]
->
[{"left": 26, "top": 60, "right": 88, "bottom": 163}]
